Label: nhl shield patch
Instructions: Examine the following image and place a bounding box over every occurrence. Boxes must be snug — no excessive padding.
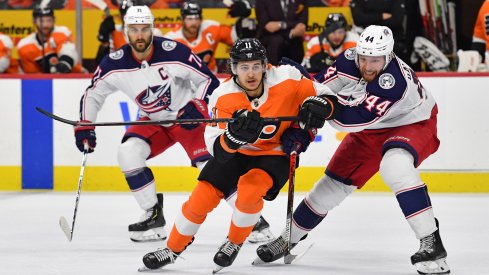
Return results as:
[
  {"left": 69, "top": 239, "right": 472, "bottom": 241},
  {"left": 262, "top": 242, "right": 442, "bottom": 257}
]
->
[{"left": 379, "top": 73, "right": 395, "bottom": 89}]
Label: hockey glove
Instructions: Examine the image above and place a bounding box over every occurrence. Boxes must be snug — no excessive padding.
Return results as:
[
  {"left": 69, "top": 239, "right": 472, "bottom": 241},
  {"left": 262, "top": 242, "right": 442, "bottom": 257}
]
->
[
  {"left": 97, "top": 16, "right": 115, "bottom": 43},
  {"left": 55, "top": 61, "right": 72, "bottom": 73},
  {"left": 298, "top": 96, "right": 338, "bottom": 129},
  {"left": 279, "top": 57, "right": 311, "bottom": 79},
  {"left": 281, "top": 123, "right": 316, "bottom": 155},
  {"left": 227, "top": 0, "right": 252, "bottom": 18},
  {"left": 224, "top": 109, "right": 264, "bottom": 150},
  {"left": 74, "top": 122, "right": 96, "bottom": 153},
  {"left": 177, "top": 99, "right": 210, "bottom": 130}
]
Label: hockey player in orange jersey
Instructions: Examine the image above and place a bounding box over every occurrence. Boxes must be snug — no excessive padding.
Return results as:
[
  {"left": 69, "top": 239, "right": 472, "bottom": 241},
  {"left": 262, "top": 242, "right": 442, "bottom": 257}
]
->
[
  {"left": 17, "top": 6, "right": 84, "bottom": 74},
  {"left": 140, "top": 38, "right": 339, "bottom": 273},
  {"left": 302, "top": 13, "right": 358, "bottom": 73},
  {"left": 164, "top": 1, "right": 255, "bottom": 72},
  {"left": 0, "top": 33, "right": 19, "bottom": 74},
  {"left": 95, "top": 0, "right": 163, "bottom": 65},
  {"left": 471, "top": 0, "right": 489, "bottom": 64}
]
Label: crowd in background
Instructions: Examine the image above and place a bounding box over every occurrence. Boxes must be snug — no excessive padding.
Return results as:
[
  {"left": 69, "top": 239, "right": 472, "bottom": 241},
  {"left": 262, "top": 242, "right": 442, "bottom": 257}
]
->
[{"left": 0, "top": 0, "right": 488, "bottom": 74}]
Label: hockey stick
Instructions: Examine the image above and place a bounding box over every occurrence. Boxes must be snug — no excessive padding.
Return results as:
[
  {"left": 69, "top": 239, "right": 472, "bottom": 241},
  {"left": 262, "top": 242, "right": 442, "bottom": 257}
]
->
[
  {"left": 36, "top": 107, "right": 299, "bottom": 127},
  {"left": 283, "top": 143, "right": 302, "bottom": 264},
  {"left": 59, "top": 143, "right": 89, "bottom": 242}
]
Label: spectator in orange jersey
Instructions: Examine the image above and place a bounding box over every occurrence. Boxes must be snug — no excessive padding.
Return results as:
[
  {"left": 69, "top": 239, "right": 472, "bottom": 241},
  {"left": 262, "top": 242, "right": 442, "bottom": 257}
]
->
[
  {"left": 0, "top": 33, "right": 19, "bottom": 73},
  {"left": 302, "top": 13, "right": 358, "bottom": 73},
  {"left": 471, "top": 0, "right": 489, "bottom": 64},
  {"left": 95, "top": 0, "right": 163, "bottom": 65},
  {"left": 164, "top": 0, "right": 255, "bottom": 73},
  {"left": 139, "top": 38, "right": 338, "bottom": 273},
  {"left": 17, "top": 6, "right": 85, "bottom": 73}
]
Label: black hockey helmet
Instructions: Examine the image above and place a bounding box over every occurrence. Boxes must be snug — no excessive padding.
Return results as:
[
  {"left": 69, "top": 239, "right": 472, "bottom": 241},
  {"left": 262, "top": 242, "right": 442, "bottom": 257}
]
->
[
  {"left": 324, "top": 13, "right": 347, "bottom": 35},
  {"left": 229, "top": 38, "right": 267, "bottom": 75},
  {"left": 33, "top": 5, "right": 54, "bottom": 18},
  {"left": 181, "top": 1, "right": 202, "bottom": 19}
]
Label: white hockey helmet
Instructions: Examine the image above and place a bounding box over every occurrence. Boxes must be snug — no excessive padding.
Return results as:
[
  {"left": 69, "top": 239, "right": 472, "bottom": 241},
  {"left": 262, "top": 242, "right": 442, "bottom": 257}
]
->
[
  {"left": 356, "top": 25, "right": 395, "bottom": 70},
  {"left": 124, "top": 5, "right": 154, "bottom": 27}
]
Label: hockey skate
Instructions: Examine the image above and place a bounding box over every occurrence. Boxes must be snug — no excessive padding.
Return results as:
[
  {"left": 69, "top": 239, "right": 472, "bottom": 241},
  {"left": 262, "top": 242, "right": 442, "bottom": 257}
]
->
[
  {"left": 212, "top": 239, "right": 243, "bottom": 274},
  {"left": 248, "top": 216, "right": 275, "bottom": 243},
  {"left": 411, "top": 218, "right": 450, "bottom": 274},
  {"left": 139, "top": 247, "right": 179, "bottom": 272},
  {"left": 252, "top": 234, "right": 310, "bottom": 265},
  {"left": 129, "top": 193, "right": 167, "bottom": 242},
  {"left": 138, "top": 237, "right": 194, "bottom": 272}
]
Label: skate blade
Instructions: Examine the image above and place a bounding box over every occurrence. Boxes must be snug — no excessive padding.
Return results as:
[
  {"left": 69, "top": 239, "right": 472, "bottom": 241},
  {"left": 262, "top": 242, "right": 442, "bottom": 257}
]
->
[
  {"left": 284, "top": 243, "right": 314, "bottom": 264},
  {"left": 130, "top": 227, "right": 167, "bottom": 242},
  {"left": 251, "top": 257, "right": 267, "bottom": 265},
  {"left": 137, "top": 266, "right": 164, "bottom": 273},
  {"left": 59, "top": 216, "right": 73, "bottom": 242},
  {"left": 415, "top": 258, "right": 450, "bottom": 275},
  {"left": 212, "top": 264, "right": 224, "bottom": 274}
]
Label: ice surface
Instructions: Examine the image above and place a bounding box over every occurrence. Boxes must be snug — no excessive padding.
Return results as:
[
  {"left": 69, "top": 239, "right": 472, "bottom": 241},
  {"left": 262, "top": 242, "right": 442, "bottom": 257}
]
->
[{"left": 0, "top": 192, "right": 487, "bottom": 274}]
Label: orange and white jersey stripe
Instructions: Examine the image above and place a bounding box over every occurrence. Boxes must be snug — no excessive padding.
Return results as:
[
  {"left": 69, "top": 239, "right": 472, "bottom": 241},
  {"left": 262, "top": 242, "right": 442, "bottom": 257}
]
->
[
  {"left": 165, "top": 19, "right": 238, "bottom": 72},
  {"left": 0, "top": 33, "right": 18, "bottom": 73},
  {"left": 111, "top": 25, "right": 163, "bottom": 50},
  {"left": 205, "top": 64, "right": 334, "bottom": 156},
  {"left": 303, "top": 31, "right": 358, "bottom": 62},
  {"left": 473, "top": 0, "right": 489, "bottom": 52},
  {"left": 17, "top": 26, "right": 83, "bottom": 73}
]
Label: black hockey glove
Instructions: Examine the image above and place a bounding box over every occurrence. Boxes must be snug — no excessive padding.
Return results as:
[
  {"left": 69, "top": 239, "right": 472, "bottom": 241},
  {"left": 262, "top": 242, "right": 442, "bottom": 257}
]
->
[
  {"left": 279, "top": 56, "right": 311, "bottom": 79},
  {"left": 298, "top": 96, "right": 338, "bottom": 129},
  {"left": 74, "top": 122, "right": 96, "bottom": 153},
  {"left": 281, "top": 123, "right": 316, "bottom": 156},
  {"left": 228, "top": 0, "right": 251, "bottom": 18},
  {"left": 98, "top": 16, "right": 115, "bottom": 43},
  {"left": 54, "top": 55, "right": 74, "bottom": 73},
  {"left": 176, "top": 99, "right": 210, "bottom": 130},
  {"left": 224, "top": 109, "right": 264, "bottom": 150}
]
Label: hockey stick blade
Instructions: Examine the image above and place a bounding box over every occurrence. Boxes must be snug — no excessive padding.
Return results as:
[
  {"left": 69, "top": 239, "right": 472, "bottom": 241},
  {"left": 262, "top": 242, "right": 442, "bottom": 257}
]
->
[
  {"left": 59, "top": 216, "right": 73, "bottom": 242},
  {"left": 284, "top": 243, "right": 314, "bottom": 264},
  {"left": 36, "top": 107, "right": 299, "bottom": 127}
]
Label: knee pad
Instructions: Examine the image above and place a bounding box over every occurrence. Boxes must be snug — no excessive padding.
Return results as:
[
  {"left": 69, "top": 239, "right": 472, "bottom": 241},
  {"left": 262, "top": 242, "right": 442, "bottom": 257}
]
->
[
  {"left": 380, "top": 148, "right": 421, "bottom": 193},
  {"left": 118, "top": 137, "right": 151, "bottom": 172},
  {"left": 236, "top": 169, "right": 272, "bottom": 213},
  {"left": 305, "top": 175, "right": 356, "bottom": 214}
]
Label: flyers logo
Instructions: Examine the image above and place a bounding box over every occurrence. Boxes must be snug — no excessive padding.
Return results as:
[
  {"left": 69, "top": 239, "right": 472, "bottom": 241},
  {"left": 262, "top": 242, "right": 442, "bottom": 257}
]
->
[{"left": 258, "top": 121, "right": 280, "bottom": 140}]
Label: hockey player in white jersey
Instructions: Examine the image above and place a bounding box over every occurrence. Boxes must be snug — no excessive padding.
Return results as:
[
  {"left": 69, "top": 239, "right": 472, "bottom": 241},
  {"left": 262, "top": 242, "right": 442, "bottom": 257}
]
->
[
  {"left": 256, "top": 25, "right": 450, "bottom": 274},
  {"left": 75, "top": 5, "right": 220, "bottom": 242}
]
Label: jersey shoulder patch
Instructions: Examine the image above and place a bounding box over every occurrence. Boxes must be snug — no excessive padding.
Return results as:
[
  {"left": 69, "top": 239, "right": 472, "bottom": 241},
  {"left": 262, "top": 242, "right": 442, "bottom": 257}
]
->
[
  {"left": 344, "top": 47, "right": 356, "bottom": 60},
  {"left": 378, "top": 73, "right": 395, "bottom": 89},
  {"left": 109, "top": 49, "right": 124, "bottom": 60},
  {"left": 161, "top": 40, "right": 177, "bottom": 51}
]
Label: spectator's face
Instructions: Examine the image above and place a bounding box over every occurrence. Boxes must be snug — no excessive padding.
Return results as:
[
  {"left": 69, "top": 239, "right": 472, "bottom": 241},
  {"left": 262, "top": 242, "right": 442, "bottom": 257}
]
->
[
  {"left": 127, "top": 24, "right": 153, "bottom": 53},
  {"left": 183, "top": 16, "right": 202, "bottom": 37},
  {"left": 327, "top": 28, "right": 346, "bottom": 47},
  {"left": 357, "top": 55, "right": 385, "bottom": 82},
  {"left": 34, "top": 16, "right": 55, "bottom": 38},
  {"left": 235, "top": 60, "right": 264, "bottom": 96}
]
